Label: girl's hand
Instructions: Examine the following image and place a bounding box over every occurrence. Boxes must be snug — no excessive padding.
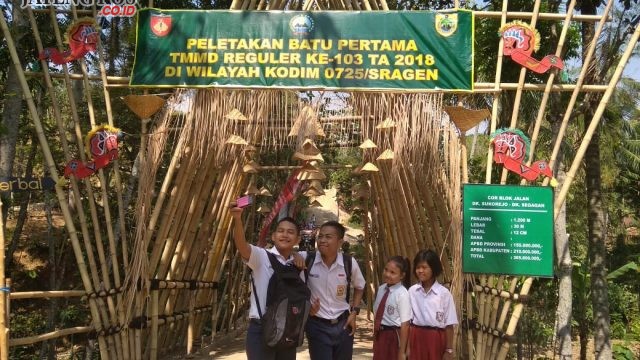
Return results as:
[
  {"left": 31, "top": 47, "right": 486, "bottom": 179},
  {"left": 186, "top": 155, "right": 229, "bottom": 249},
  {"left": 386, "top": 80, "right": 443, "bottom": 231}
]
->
[
  {"left": 443, "top": 351, "right": 454, "bottom": 359},
  {"left": 397, "top": 351, "right": 407, "bottom": 360}
]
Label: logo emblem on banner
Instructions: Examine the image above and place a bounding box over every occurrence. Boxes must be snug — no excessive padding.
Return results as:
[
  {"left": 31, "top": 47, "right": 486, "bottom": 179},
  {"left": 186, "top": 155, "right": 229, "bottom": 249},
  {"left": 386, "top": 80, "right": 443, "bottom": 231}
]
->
[
  {"left": 435, "top": 13, "right": 458, "bottom": 37},
  {"left": 290, "top": 14, "right": 314, "bottom": 36},
  {"left": 150, "top": 14, "right": 172, "bottom": 37}
]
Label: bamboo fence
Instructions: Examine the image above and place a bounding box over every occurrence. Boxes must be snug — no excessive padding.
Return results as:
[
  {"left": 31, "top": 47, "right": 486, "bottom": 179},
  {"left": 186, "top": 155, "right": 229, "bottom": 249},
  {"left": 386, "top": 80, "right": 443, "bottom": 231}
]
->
[{"left": 0, "top": 0, "right": 638, "bottom": 359}]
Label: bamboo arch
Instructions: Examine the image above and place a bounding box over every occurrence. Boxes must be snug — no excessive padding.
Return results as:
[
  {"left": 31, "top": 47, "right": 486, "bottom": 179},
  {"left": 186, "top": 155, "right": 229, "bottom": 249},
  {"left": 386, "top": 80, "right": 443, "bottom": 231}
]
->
[{"left": 0, "top": 0, "right": 638, "bottom": 359}]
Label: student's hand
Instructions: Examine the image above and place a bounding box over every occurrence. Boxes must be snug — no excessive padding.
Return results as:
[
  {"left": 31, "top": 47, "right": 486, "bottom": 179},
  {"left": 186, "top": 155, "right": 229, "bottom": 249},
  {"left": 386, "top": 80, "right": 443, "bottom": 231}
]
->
[
  {"left": 310, "top": 297, "right": 320, "bottom": 316},
  {"left": 443, "top": 351, "right": 454, "bottom": 359},
  {"left": 292, "top": 252, "right": 305, "bottom": 270},
  {"left": 397, "top": 352, "right": 407, "bottom": 360},
  {"left": 345, "top": 312, "right": 356, "bottom": 335}
]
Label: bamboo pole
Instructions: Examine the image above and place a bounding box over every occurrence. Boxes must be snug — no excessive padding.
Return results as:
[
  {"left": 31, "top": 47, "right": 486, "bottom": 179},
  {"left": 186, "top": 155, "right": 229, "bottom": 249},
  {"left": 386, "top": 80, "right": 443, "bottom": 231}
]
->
[
  {"left": 519, "top": 0, "right": 577, "bottom": 187},
  {"left": 150, "top": 289, "right": 159, "bottom": 360},
  {"left": 10, "top": 290, "right": 86, "bottom": 299},
  {"left": 500, "top": 0, "right": 542, "bottom": 184},
  {"left": 553, "top": 22, "right": 640, "bottom": 217},
  {"left": 497, "top": 278, "right": 534, "bottom": 360},
  {"left": 0, "top": 199, "right": 7, "bottom": 360},
  {"left": 0, "top": 12, "right": 114, "bottom": 359},
  {"left": 544, "top": 0, "right": 615, "bottom": 186},
  {"left": 9, "top": 327, "right": 93, "bottom": 347}
]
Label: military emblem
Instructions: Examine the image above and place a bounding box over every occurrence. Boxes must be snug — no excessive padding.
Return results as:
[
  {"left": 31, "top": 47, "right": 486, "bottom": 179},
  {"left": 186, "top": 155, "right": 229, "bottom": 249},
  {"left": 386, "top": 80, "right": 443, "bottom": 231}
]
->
[
  {"left": 150, "top": 13, "right": 172, "bottom": 37},
  {"left": 435, "top": 13, "right": 458, "bottom": 37}
]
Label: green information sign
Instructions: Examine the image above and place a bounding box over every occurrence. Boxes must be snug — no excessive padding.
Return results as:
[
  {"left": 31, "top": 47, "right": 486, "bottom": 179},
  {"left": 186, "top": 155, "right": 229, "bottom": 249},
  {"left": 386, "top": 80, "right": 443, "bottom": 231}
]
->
[
  {"left": 463, "top": 184, "right": 554, "bottom": 277},
  {"left": 130, "top": 9, "right": 474, "bottom": 90}
]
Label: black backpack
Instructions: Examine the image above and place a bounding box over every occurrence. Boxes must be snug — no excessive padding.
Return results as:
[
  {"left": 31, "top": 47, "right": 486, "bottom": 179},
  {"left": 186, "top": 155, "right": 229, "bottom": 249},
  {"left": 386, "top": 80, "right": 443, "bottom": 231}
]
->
[
  {"left": 251, "top": 251, "right": 311, "bottom": 349},
  {"left": 304, "top": 251, "right": 353, "bottom": 304}
]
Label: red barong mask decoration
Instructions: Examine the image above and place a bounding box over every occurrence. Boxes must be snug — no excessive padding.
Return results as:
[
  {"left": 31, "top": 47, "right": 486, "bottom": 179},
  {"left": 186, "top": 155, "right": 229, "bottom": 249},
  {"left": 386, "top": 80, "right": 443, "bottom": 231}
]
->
[
  {"left": 64, "top": 125, "right": 123, "bottom": 180},
  {"left": 491, "top": 128, "right": 558, "bottom": 186},
  {"left": 40, "top": 18, "right": 99, "bottom": 65},
  {"left": 500, "top": 21, "right": 564, "bottom": 74}
]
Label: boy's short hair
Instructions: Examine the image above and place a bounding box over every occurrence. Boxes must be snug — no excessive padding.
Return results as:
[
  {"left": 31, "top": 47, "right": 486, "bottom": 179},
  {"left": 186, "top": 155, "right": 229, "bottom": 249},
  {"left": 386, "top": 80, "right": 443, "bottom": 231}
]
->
[
  {"left": 319, "top": 221, "right": 346, "bottom": 239},
  {"left": 276, "top": 217, "right": 301, "bottom": 235}
]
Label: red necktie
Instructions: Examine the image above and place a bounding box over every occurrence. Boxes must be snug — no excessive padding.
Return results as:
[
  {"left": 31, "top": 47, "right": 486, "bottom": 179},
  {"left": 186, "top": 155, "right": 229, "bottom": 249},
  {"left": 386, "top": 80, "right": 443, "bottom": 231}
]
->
[{"left": 374, "top": 287, "right": 390, "bottom": 337}]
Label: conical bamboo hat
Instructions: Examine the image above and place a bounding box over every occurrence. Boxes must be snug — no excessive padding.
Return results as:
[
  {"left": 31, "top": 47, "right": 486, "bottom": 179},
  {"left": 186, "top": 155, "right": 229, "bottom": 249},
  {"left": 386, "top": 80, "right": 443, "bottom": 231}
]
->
[
  {"left": 297, "top": 162, "right": 326, "bottom": 181},
  {"left": 225, "top": 108, "right": 248, "bottom": 121},
  {"left": 360, "top": 162, "right": 379, "bottom": 172},
  {"left": 243, "top": 161, "right": 260, "bottom": 173},
  {"left": 257, "top": 205, "right": 271, "bottom": 214},
  {"left": 293, "top": 140, "right": 324, "bottom": 162},
  {"left": 304, "top": 188, "right": 325, "bottom": 197},
  {"left": 258, "top": 187, "right": 272, "bottom": 197},
  {"left": 226, "top": 135, "right": 248, "bottom": 145},
  {"left": 245, "top": 183, "right": 260, "bottom": 195},
  {"left": 309, "top": 199, "right": 323, "bottom": 207},
  {"left": 376, "top": 117, "right": 396, "bottom": 130},
  {"left": 359, "top": 139, "right": 378, "bottom": 149},
  {"left": 123, "top": 94, "right": 165, "bottom": 119},
  {"left": 444, "top": 106, "right": 490, "bottom": 132},
  {"left": 289, "top": 105, "right": 324, "bottom": 137},
  {"left": 377, "top": 149, "right": 394, "bottom": 160}
]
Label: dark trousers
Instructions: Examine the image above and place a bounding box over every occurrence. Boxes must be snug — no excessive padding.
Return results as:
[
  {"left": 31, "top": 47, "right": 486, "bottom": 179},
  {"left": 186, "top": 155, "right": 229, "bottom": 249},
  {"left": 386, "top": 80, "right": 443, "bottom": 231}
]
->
[
  {"left": 246, "top": 319, "right": 297, "bottom": 360},
  {"left": 305, "top": 316, "right": 353, "bottom": 360}
]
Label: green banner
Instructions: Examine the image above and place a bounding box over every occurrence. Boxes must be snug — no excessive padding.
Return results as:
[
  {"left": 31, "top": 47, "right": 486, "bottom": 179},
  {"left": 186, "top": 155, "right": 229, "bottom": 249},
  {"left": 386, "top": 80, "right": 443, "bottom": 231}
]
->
[
  {"left": 462, "top": 184, "right": 554, "bottom": 277},
  {"left": 130, "top": 9, "right": 474, "bottom": 91}
]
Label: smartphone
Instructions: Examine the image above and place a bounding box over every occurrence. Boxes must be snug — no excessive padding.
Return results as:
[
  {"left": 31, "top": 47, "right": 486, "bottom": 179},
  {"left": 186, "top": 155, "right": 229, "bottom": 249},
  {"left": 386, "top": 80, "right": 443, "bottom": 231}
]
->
[{"left": 236, "top": 195, "right": 254, "bottom": 208}]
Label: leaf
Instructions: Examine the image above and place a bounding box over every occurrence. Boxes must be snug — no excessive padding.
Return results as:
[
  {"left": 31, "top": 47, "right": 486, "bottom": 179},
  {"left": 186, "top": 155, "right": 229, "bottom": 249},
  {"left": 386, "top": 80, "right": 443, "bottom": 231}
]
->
[{"left": 607, "top": 261, "right": 639, "bottom": 280}]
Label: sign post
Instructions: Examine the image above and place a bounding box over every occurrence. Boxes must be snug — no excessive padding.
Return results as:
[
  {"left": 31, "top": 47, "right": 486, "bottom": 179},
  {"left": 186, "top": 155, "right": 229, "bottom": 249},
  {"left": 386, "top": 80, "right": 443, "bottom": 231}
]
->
[
  {"left": 131, "top": 10, "right": 474, "bottom": 91},
  {"left": 462, "top": 184, "right": 554, "bottom": 277}
]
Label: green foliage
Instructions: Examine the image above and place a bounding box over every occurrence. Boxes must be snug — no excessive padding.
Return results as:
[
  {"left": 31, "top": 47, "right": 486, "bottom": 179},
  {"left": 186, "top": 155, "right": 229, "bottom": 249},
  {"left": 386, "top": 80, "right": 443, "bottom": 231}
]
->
[{"left": 612, "top": 342, "right": 636, "bottom": 360}]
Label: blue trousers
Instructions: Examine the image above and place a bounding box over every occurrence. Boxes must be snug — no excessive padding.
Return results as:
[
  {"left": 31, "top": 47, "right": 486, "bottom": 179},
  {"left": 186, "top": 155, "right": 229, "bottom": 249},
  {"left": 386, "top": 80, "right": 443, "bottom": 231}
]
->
[
  {"left": 305, "top": 316, "right": 354, "bottom": 360},
  {"left": 246, "top": 320, "right": 297, "bottom": 360}
]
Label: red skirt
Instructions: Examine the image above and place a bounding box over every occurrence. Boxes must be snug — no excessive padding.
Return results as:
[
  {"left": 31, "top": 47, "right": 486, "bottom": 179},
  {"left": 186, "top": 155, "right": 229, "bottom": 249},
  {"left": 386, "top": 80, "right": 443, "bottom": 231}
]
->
[
  {"left": 373, "top": 327, "right": 400, "bottom": 360},
  {"left": 408, "top": 325, "right": 446, "bottom": 360}
]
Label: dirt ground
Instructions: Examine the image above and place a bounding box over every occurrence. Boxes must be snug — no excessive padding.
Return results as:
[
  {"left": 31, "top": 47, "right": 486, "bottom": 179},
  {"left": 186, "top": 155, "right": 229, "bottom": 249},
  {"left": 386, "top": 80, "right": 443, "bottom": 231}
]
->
[{"left": 181, "top": 313, "right": 375, "bottom": 359}]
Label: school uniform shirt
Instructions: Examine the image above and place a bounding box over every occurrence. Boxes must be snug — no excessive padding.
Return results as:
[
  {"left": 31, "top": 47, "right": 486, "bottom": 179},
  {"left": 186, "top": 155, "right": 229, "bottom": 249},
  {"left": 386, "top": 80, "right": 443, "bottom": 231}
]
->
[
  {"left": 245, "top": 244, "right": 303, "bottom": 319},
  {"left": 300, "top": 251, "right": 366, "bottom": 320},
  {"left": 408, "top": 281, "right": 458, "bottom": 328},
  {"left": 373, "top": 283, "right": 412, "bottom": 327}
]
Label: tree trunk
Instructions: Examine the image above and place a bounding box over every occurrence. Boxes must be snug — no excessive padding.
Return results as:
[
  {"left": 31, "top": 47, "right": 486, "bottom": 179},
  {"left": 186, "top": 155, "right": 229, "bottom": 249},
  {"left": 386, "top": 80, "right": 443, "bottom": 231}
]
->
[
  {"left": 550, "top": 91, "right": 572, "bottom": 360},
  {"left": 0, "top": 1, "right": 28, "bottom": 220},
  {"left": 580, "top": 1, "right": 612, "bottom": 358},
  {"left": 585, "top": 130, "right": 611, "bottom": 359},
  {"left": 554, "top": 163, "right": 573, "bottom": 360}
]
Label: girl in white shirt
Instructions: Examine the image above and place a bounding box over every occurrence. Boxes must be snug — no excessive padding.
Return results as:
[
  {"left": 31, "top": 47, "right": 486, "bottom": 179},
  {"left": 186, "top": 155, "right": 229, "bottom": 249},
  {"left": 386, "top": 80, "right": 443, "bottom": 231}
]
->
[
  {"left": 373, "top": 256, "right": 412, "bottom": 360},
  {"left": 408, "top": 249, "right": 458, "bottom": 359}
]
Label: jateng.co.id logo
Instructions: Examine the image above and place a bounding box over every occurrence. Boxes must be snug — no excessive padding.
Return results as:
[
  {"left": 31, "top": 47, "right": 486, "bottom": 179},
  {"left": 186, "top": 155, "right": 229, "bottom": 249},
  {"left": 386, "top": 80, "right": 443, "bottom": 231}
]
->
[{"left": 21, "top": 0, "right": 137, "bottom": 18}]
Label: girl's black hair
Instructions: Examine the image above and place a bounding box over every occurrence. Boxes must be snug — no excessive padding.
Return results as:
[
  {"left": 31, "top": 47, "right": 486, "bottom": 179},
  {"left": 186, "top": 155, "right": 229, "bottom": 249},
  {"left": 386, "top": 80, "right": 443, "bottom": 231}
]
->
[
  {"left": 276, "top": 217, "right": 301, "bottom": 235},
  {"left": 413, "top": 249, "right": 443, "bottom": 278},
  {"left": 388, "top": 255, "right": 411, "bottom": 288}
]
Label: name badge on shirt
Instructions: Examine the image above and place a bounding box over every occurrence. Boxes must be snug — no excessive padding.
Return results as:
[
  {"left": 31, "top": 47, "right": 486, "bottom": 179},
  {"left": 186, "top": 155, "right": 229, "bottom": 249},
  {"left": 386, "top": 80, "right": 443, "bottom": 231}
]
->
[{"left": 336, "top": 285, "right": 346, "bottom": 298}]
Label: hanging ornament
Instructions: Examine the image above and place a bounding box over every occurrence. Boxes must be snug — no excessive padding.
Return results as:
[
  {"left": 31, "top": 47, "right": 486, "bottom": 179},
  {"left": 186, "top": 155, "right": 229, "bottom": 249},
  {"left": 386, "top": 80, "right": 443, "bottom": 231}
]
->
[
  {"left": 64, "top": 125, "right": 123, "bottom": 180},
  {"left": 39, "top": 18, "right": 99, "bottom": 65},
  {"left": 500, "top": 21, "right": 564, "bottom": 74},
  {"left": 491, "top": 128, "right": 558, "bottom": 186}
]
